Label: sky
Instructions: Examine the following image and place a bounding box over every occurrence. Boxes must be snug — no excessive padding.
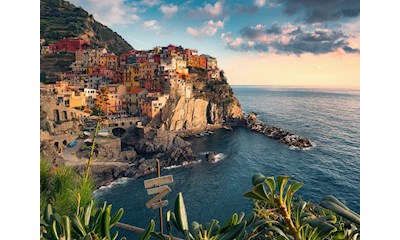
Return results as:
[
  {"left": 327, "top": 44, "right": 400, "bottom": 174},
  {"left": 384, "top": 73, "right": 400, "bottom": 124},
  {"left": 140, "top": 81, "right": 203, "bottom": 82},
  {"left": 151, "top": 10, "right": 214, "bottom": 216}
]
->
[{"left": 69, "top": 0, "right": 360, "bottom": 88}]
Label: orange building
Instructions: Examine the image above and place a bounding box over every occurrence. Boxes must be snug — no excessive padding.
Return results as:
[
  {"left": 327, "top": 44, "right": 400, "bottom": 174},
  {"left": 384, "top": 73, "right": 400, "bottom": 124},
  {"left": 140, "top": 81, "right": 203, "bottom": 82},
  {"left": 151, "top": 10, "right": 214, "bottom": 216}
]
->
[{"left": 140, "top": 94, "right": 169, "bottom": 118}]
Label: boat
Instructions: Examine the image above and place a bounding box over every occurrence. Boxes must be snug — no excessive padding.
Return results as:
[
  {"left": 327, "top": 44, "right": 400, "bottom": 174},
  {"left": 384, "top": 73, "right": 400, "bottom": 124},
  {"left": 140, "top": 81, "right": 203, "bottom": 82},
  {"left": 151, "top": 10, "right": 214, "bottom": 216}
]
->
[
  {"left": 68, "top": 140, "right": 78, "bottom": 148},
  {"left": 83, "top": 131, "right": 91, "bottom": 136},
  {"left": 97, "top": 129, "right": 109, "bottom": 137},
  {"left": 223, "top": 125, "right": 233, "bottom": 131}
]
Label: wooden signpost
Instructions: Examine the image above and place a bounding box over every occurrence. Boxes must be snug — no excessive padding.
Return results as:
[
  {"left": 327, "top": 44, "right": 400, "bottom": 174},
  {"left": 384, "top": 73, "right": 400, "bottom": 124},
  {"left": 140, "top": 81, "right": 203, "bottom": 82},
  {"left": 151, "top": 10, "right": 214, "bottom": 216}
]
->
[{"left": 144, "top": 159, "right": 174, "bottom": 234}]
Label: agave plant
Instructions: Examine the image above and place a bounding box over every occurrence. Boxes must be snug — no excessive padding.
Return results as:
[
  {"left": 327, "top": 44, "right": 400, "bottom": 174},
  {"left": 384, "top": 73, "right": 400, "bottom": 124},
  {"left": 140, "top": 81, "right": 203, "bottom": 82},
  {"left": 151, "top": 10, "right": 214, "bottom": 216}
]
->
[
  {"left": 158, "top": 192, "right": 257, "bottom": 240},
  {"left": 243, "top": 174, "right": 360, "bottom": 240},
  {"left": 40, "top": 198, "right": 125, "bottom": 240},
  {"left": 40, "top": 196, "right": 154, "bottom": 240}
]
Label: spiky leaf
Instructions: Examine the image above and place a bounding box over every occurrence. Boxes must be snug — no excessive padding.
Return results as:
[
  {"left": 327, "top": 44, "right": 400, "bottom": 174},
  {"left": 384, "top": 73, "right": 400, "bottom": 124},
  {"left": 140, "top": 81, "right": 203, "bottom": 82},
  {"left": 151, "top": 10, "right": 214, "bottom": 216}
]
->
[{"left": 174, "top": 192, "right": 189, "bottom": 231}]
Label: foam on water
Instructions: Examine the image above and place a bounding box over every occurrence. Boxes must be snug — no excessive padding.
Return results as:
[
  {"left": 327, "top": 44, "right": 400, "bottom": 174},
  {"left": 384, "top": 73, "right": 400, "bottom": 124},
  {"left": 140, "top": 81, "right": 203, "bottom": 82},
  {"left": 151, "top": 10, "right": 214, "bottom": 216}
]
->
[
  {"left": 210, "top": 153, "right": 226, "bottom": 163},
  {"left": 164, "top": 159, "right": 202, "bottom": 170},
  {"left": 93, "top": 177, "right": 131, "bottom": 196}
]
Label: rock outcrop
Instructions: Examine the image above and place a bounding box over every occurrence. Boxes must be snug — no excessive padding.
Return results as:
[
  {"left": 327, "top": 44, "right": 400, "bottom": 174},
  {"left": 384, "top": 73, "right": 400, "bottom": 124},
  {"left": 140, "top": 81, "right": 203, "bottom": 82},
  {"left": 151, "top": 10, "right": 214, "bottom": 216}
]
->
[
  {"left": 205, "top": 152, "right": 217, "bottom": 163},
  {"left": 245, "top": 113, "right": 312, "bottom": 149},
  {"left": 154, "top": 73, "right": 244, "bottom": 133},
  {"left": 121, "top": 125, "right": 198, "bottom": 165}
]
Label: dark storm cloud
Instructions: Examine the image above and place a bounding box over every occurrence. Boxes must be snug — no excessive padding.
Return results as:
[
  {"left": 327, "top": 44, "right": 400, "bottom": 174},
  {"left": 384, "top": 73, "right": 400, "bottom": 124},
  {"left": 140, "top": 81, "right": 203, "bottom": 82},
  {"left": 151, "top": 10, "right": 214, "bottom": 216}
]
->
[
  {"left": 234, "top": 4, "right": 259, "bottom": 14},
  {"left": 239, "top": 24, "right": 282, "bottom": 39},
  {"left": 222, "top": 24, "right": 359, "bottom": 55},
  {"left": 281, "top": 0, "right": 360, "bottom": 23}
]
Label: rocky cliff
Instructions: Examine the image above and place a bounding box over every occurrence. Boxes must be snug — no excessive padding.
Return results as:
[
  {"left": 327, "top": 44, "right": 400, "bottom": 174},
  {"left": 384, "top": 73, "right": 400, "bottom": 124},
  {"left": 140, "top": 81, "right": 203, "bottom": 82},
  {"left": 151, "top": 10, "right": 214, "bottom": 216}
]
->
[{"left": 154, "top": 72, "right": 244, "bottom": 133}]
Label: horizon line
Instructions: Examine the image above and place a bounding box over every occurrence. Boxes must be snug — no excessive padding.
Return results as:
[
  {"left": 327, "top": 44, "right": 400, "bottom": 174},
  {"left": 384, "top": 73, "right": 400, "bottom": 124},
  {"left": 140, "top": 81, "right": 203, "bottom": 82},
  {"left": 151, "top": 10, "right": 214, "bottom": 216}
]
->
[{"left": 230, "top": 84, "right": 360, "bottom": 90}]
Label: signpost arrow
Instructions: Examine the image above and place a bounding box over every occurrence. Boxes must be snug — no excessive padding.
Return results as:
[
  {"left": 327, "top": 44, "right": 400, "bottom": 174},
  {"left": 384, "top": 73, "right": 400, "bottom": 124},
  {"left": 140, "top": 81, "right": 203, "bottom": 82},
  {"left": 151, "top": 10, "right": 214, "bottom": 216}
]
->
[
  {"left": 146, "top": 185, "right": 169, "bottom": 195},
  {"left": 145, "top": 186, "right": 171, "bottom": 208},
  {"left": 144, "top": 175, "right": 174, "bottom": 189},
  {"left": 143, "top": 159, "right": 174, "bottom": 235},
  {"left": 151, "top": 200, "right": 169, "bottom": 210}
]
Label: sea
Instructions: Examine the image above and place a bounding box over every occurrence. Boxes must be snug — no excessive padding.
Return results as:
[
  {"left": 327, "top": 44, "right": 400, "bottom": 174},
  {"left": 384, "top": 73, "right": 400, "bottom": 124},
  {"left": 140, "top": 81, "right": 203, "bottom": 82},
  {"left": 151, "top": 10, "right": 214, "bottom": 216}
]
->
[{"left": 94, "top": 86, "right": 360, "bottom": 238}]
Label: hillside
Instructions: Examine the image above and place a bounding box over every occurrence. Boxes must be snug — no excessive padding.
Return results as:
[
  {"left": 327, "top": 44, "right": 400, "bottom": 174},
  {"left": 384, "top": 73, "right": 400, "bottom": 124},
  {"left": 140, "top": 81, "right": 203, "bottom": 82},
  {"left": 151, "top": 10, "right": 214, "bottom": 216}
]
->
[{"left": 40, "top": 0, "right": 133, "bottom": 55}]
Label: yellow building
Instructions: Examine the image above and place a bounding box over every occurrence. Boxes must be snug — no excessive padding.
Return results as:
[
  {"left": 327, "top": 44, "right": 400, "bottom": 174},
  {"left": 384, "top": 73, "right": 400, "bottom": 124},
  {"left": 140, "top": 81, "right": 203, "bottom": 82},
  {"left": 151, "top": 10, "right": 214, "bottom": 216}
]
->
[
  {"left": 69, "top": 92, "right": 86, "bottom": 108},
  {"left": 100, "top": 53, "right": 119, "bottom": 70},
  {"left": 57, "top": 91, "right": 86, "bottom": 109},
  {"left": 176, "top": 59, "right": 187, "bottom": 74},
  {"left": 124, "top": 64, "right": 140, "bottom": 90}
]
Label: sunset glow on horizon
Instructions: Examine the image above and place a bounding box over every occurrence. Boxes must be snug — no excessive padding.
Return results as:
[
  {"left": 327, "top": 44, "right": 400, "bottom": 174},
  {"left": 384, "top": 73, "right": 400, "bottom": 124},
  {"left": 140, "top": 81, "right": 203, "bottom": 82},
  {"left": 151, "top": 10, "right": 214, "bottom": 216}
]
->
[{"left": 221, "top": 52, "right": 360, "bottom": 89}]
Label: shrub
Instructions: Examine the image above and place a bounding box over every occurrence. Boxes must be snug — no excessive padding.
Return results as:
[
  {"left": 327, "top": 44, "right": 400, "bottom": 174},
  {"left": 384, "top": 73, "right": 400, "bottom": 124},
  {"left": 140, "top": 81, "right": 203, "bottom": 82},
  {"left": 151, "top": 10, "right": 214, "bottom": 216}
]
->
[{"left": 40, "top": 157, "right": 95, "bottom": 216}]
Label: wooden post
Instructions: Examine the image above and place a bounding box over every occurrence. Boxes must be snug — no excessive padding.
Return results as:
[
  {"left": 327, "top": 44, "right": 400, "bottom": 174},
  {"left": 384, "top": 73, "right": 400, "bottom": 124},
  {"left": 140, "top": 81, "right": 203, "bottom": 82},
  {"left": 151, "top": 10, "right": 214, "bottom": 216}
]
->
[{"left": 157, "top": 159, "right": 163, "bottom": 235}]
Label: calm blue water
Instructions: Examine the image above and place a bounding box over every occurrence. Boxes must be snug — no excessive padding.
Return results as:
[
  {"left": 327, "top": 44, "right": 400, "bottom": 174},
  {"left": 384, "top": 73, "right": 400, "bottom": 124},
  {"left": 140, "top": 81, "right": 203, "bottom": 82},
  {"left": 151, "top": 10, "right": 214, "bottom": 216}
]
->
[{"left": 95, "top": 86, "right": 360, "bottom": 238}]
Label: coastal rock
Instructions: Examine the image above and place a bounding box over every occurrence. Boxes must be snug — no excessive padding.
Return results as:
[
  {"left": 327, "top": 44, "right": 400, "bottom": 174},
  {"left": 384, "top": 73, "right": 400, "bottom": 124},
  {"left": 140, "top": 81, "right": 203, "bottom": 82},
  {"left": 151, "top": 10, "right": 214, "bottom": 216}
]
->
[
  {"left": 130, "top": 127, "right": 190, "bottom": 154},
  {"left": 205, "top": 152, "right": 217, "bottom": 163},
  {"left": 119, "top": 150, "right": 137, "bottom": 162},
  {"left": 75, "top": 162, "right": 135, "bottom": 188},
  {"left": 245, "top": 113, "right": 312, "bottom": 149}
]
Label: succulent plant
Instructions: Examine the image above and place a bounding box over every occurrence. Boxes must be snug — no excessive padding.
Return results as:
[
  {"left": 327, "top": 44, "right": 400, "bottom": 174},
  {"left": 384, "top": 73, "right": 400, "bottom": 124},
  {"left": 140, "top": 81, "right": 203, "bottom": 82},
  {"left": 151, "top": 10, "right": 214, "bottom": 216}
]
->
[
  {"left": 243, "top": 174, "right": 360, "bottom": 240},
  {"left": 160, "top": 192, "right": 256, "bottom": 240}
]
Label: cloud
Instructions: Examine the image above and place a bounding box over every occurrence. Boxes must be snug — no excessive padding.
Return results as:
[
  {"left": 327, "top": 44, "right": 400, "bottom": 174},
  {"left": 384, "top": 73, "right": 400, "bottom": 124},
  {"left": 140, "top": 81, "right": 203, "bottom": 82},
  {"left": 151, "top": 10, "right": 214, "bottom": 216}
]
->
[
  {"left": 221, "top": 24, "right": 359, "bottom": 55},
  {"left": 279, "top": 0, "right": 360, "bottom": 23},
  {"left": 234, "top": 0, "right": 279, "bottom": 14},
  {"left": 79, "top": 0, "right": 141, "bottom": 26},
  {"left": 254, "top": 0, "right": 266, "bottom": 7},
  {"left": 189, "top": 1, "right": 224, "bottom": 18},
  {"left": 142, "top": 20, "right": 161, "bottom": 31},
  {"left": 160, "top": 4, "right": 178, "bottom": 18},
  {"left": 139, "top": 0, "right": 160, "bottom": 7},
  {"left": 187, "top": 20, "right": 224, "bottom": 37}
]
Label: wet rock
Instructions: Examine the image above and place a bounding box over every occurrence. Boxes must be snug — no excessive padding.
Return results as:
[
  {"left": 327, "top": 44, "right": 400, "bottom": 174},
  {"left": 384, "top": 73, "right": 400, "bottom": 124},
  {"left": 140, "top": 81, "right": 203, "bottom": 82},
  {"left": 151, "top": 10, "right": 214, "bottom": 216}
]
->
[
  {"left": 245, "top": 114, "right": 312, "bottom": 149},
  {"left": 205, "top": 152, "right": 217, "bottom": 163},
  {"left": 119, "top": 150, "right": 137, "bottom": 162}
]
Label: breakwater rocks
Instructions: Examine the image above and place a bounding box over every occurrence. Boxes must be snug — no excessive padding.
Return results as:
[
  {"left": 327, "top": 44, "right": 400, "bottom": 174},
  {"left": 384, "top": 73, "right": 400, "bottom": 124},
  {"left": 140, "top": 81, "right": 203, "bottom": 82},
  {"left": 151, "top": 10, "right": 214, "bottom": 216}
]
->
[{"left": 245, "top": 113, "right": 312, "bottom": 149}]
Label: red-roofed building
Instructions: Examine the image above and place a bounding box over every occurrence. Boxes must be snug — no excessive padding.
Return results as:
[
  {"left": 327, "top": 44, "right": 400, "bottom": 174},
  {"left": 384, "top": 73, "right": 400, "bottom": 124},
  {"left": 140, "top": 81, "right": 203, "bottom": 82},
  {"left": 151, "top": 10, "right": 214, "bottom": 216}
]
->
[{"left": 49, "top": 38, "right": 90, "bottom": 52}]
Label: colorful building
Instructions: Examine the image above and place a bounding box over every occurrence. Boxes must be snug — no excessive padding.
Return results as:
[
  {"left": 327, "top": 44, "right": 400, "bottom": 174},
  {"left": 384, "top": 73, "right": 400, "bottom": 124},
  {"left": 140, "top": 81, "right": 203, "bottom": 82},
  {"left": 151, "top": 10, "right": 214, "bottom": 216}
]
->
[
  {"left": 49, "top": 38, "right": 90, "bottom": 52},
  {"left": 127, "top": 88, "right": 148, "bottom": 114},
  {"left": 123, "top": 64, "right": 140, "bottom": 90},
  {"left": 100, "top": 53, "right": 119, "bottom": 70},
  {"left": 140, "top": 93, "right": 169, "bottom": 118}
]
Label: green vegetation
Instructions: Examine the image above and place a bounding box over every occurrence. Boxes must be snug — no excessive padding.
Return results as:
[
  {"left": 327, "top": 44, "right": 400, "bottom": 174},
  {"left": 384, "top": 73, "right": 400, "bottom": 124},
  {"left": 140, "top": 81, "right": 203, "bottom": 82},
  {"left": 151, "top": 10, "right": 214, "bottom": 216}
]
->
[
  {"left": 159, "top": 192, "right": 257, "bottom": 240},
  {"left": 41, "top": 199, "right": 123, "bottom": 240},
  {"left": 40, "top": 0, "right": 133, "bottom": 55},
  {"left": 40, "top": 52, "right": 75, "bottom": 82},
  {"left": 40, "top": 155, "right": 155, "bottom": 240},
  {"left": 243, "top": 174, "right": 360, "bottom": 240},
  {"left": 40, "top": 157, "right": 94, "bottom": 216}
]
